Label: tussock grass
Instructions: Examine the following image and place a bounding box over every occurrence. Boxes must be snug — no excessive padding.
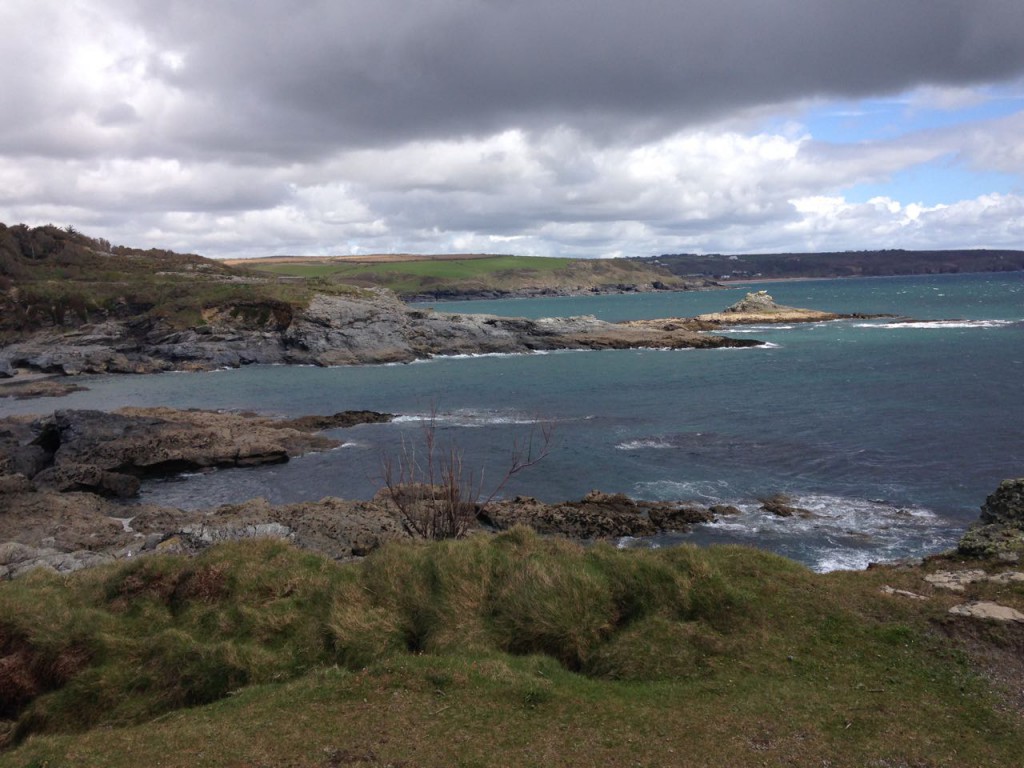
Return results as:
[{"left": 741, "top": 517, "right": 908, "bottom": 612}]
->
[{"left": 2, "top": 532, "right": 1024, "bottom": 766}]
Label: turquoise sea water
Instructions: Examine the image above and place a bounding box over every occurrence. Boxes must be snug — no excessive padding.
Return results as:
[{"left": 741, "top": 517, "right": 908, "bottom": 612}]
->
[{"left": 3, "top": 272, "right": 1022, "bottom": 571}]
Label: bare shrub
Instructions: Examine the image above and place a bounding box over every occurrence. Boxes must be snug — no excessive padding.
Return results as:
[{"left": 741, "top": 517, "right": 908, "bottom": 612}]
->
[{"left": 381, "top": 409, "right": 552, "bottom": 540}]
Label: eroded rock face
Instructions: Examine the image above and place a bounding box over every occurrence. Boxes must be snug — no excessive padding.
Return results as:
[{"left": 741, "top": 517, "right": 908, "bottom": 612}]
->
[{"left": 959, "top": 478, "right": 1024, "bottom": 559}]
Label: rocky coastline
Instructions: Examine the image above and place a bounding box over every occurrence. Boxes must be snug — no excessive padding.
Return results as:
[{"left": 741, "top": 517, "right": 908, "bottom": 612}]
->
[
  {"left": 0, "top": 289, "right": 762, "bottom": 379},
  {"left": 0, "top": 289, "right": 923, "bottom": 578},
  {"left": 402, "top": 276, "right": 720, "bottom": 303},
  {"left": 0, "top": 406, "right": 813, "bottom": 579},
  {"left": 2, "top": 405, "right": 1021, "bottom": 581}
]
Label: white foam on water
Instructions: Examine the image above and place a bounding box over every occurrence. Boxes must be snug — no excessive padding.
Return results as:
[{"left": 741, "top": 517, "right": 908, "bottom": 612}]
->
[
  {"left": 392, "top": 409, "right": 547, "bottom": 427},
  {"left": 855, "top": 319, "right": 1017, "bottom": 330},
  {"left": 616, "top": 438, "right": 674, "bottom": 451},
  {"left": 718, "top": 325, "right": 796, "bottom": 333},
  {"left": 630, "top": 486, "right": 958, "bottom": 573}
]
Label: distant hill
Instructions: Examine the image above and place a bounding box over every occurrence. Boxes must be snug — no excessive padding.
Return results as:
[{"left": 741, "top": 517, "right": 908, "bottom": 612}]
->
[
  {"left": 636, "top": 249, "right": 1024, "bottom": 281},
  {"left": 0, "top": 223, "right": 704, "bottom": 341},
  {"left": 0, "top": 223, "right": 332, "bottom": 339}
]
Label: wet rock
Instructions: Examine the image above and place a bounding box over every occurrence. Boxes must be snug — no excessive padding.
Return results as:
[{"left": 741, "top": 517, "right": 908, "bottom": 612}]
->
[
  {"left": 647, "top": 505, "right": 715, "bottom": 529},
  {"left": 709, "top": 504, "right": 741, "bottom": 516},
  {"left": 279, "top": 411, "right": 395, "bottom": 431},
  {"left": 760, "top": 494, "right": 814, "bottom": 518}
]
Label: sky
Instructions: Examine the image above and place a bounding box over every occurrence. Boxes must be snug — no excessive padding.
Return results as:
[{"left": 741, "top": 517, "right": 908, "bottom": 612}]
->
[{"left": 1, "top": 1, "right": 1024, "bottom": 260}]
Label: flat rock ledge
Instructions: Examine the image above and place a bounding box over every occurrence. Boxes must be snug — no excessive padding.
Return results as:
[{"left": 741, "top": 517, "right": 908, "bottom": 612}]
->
[{"left": 0, "top": 407, "right": 393, "bottom": 498}]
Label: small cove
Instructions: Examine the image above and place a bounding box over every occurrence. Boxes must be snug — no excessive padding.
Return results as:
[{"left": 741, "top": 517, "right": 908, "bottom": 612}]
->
[{"left": 3, "top": 272, "right": 1021, "bottom": 571}]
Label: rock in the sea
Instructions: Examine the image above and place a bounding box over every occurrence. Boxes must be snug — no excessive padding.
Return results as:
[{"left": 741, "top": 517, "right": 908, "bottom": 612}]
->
[
  {"left": 760, "top": 494, "right": 814, "bottom": 518},
  {"left": 724, "top": 290, "right": 780, "bottom": 314}
]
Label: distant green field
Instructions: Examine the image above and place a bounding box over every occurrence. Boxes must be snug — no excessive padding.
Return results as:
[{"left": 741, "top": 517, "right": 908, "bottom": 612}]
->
[
  {"left": 244, "top": 255, "right": 588, "bottom": 296},
  {"left": 253, "top": 255, "right": 574, "bottom": 280}
]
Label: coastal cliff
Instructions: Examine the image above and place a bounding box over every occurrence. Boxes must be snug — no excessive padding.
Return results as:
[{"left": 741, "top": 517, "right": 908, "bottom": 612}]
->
[{"left": 0, "top": 289, "right": 759, "bottom": 377}]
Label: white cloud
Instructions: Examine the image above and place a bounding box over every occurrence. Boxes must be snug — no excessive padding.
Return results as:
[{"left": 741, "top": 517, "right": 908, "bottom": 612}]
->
[{"left": 1, "top": 1, "right": 1023, "bottom": 258}]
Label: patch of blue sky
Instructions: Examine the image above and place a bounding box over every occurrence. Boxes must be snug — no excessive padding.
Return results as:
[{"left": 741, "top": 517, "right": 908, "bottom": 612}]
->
[
  {"left": 796, "top": 88, "right": 1024, "bottom": 145},
  {"left": 843, "top": 160, "right": 1021, "bottom": 207}
]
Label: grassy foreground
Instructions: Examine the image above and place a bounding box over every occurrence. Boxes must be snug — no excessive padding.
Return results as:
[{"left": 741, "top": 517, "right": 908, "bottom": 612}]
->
[{"left": 1, "top": 531, "right": 1022, "bottom": 767}]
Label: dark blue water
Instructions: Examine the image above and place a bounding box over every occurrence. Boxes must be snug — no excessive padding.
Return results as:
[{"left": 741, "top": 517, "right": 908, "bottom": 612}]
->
[{"left": 3, "top": 273, "right": 1021, "bottom": 570}]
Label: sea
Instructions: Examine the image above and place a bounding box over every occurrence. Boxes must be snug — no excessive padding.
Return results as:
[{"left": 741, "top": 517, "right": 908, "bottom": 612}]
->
[{"left": 3, "top": 272, "right": 1022, "bottom": 572}]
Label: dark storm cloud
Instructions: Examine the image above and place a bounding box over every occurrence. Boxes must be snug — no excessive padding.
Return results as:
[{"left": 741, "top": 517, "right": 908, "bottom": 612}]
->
[{"left": 125, "top": 0, "right": 1024, "bottom": 157}]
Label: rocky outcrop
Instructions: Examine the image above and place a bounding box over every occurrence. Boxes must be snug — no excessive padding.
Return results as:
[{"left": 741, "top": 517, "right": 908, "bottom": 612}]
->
[
  {"left": 759, "top": 493, "right": 815, "bottom": 518},
  {"left": 0, "top": 488, "right": 412, "bottom": 578},
  {"left": 480, "top": 490, "right": 715, "bottom": 539},
  {"left": 958, "top": 479, "right": 1024, "bottom": 559},
  {"left": 0, "top": 290, "right": 759, "bottom": 377},
  {"left": 0, "top": 376, "right": 89, "bottom": 400},
  {"left": 0, "top": 407, "right": 391, "bottom": 498},
  {"left": 692, "top": 291, "right": 845, "bottom": 325}
]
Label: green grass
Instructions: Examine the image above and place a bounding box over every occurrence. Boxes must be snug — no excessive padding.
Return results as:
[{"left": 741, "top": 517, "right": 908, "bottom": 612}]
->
[
  {"left": 256, "top": 255, "right": 572, "bottom": 280},
  {"left": 247, "top": 254, "right": 684, "bottom": 297},
  {"left": 2, "top": 532, "right": 1022, "bottom": 766},
  {"left": 251, "top": 255, "right": 577, "bottom": 296}
]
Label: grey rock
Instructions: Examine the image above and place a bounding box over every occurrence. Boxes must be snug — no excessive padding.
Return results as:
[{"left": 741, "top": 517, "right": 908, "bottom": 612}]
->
[
  {"left": 980, "top": 478, "right": 1024, "bottom": 526},
  {"left": 32, "top": 464, "right": 140, "bottom": 498},
  {"left": 958, "top": 478, "right": 1024, "bottom": 559}
]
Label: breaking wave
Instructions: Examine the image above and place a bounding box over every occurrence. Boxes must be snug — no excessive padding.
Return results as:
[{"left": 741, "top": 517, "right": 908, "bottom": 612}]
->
[{"left": 855, "top": 319, "right": 1018, "bottom": 330}]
